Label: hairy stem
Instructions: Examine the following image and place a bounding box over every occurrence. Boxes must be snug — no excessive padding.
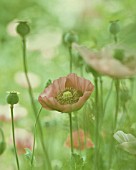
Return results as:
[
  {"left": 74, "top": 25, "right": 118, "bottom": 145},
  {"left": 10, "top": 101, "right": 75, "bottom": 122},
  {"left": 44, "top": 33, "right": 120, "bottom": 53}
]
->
[
  {"left": 22, "top": 37, "right": 52, "bottom": 170},
  {"left": 10, "top": 105, "right": 20, "bottom": 170},
  {"left": 69, "top": 112, "right": 74, "bottom": 155},
  {"left": 94, "top": 76, "right": 99, "bottom": 170},
  {"left": 31, "top": 107, "right": 42, "bottom": 168},
  {"left": 108, "top": 79, "right": 120, "bottom": 169}
]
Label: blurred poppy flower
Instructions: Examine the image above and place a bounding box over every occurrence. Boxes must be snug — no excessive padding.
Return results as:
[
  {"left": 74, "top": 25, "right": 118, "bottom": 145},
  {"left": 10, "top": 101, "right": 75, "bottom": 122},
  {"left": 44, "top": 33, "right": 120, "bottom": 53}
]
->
[
  {"left": 0, "top": 104, "right": 27, "bottom": 122},
  {"left": 73, "top": 43, "right": 136, "bottom": 78},
  {"left": 38, "top": 73, "right": 94, "bottom": 113},
  {"left": 64, "top": 129, "right": 94, "bottom": 150},
  {"left": 9, "top": 128, "right": 33, "bottom": 154}
]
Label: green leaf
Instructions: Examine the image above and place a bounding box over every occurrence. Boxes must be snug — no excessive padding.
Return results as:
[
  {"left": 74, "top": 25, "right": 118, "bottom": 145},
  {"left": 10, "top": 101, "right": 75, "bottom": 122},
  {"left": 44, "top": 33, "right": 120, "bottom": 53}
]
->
[
  {"left": 113, "top": 130, "right": 136, "bottom": 143},
  {"left": 114, "top": 130, "right": 136, "bottom": 155},
  {"left": 24, "top": 148, "right": 33, "bottom": 161},
  {"left": 71, "top": 153, "right": 85, "bottom": 170}
]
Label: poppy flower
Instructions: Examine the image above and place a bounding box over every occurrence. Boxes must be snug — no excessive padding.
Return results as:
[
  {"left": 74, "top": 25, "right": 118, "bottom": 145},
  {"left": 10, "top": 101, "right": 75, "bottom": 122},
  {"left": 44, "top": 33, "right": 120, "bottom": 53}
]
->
[
  {"left": 64, "top": 129, "right": 94, "bottom": 150},
  {"left": 9, "top": 128, "right": 33, "bottom": 154},
  {"left": 0, "top": 104, "right": 27, "bottom": 122},
  {"left": 38, "top": 73, "right": 94, "bottom": 113},
  {"left": 73, "top": 43, "right": 136, "bottom": 78}
]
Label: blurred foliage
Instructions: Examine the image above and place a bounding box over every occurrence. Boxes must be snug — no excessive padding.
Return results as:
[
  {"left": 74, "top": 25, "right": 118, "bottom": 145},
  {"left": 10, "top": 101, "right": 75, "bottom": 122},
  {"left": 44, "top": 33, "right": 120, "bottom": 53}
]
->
[{"left": 0, "top": 0, "right": 136, "bottom": 170}]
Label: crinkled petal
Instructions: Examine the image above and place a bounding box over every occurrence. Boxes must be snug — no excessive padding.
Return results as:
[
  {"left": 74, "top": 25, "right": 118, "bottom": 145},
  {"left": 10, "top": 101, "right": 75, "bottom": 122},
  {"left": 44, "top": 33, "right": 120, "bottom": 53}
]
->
[{"left": 38, "top": 96, "right": 53, "bottom": 110}]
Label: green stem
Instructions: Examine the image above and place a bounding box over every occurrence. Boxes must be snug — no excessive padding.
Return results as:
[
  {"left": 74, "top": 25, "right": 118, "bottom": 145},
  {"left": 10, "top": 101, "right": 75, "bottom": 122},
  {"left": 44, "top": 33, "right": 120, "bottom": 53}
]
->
[
  {"left": 103, "top": 80, "right": 114, "bottom": 114},
  {"left": 10, "top": 105, "right": 20, "bottom": 170},
  {"left": 108, "top": 79, "right": 120, "bottom": 169},
  {"left": 114, "top": 79, "right": 120, "bottom": 129},
  {"left": 22, "top": 37, "right": 52, "bottom": 170},
  {"left": 114, "top": 34, "right": 118, "bottom": 43},
  {"left": 94, "top": 76, "right": 99, "bottom": 170},
  {"left": 31, "top": 107, "right": 42, "bottom": 168},
  {"left": 69, "top": 46, "right": 73, "bottom": 73},
  {"left": 99, "top": 77, "right": 103, "bottom": 122},
  {"left": 69, "top": 113, "right": 74, "bottom": 155}
]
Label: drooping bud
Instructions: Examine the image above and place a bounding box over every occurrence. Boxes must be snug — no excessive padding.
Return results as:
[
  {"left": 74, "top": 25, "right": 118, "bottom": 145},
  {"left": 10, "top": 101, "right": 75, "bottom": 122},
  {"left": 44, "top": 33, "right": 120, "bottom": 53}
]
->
[
  {"left": 6, "top": 91, "right": 19, "bottom": 105},
  {"left": 16, "top": 21, "right": 30, "bottom": 37},
  {"left": 63, "top": 31, "right": 78, "bottom": 47},
  {"left": 0, "top": 142, "right": 6, "bottom": 155},
  {"left": 0, "top": 128, "right": 6, "bottom": 155},
  {"left": 109, "top": 20, "right": 120, "bottom": 35},
  {"left": 45, "top": 79, "right": 52, "bottom": 88}
]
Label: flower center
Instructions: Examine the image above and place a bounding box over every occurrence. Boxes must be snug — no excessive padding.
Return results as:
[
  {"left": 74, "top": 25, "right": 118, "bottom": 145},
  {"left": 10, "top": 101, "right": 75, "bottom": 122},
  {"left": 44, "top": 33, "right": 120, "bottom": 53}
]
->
[{"left": 56, "top": 87, "right": 83, "bottom": 105}]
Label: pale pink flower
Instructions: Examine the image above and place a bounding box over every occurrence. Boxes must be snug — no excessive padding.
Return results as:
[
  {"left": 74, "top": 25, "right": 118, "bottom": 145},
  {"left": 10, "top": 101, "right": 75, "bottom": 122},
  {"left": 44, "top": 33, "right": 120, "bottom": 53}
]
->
[
  {"left": 73, "top": 43, "right": 136, "bottom": 78},
  {"left": 38, "top": 73, "right": 94, "bottom": 113},
  {"left": 0, "top": 104, "right": 27, "bottom": 122},
  {"left": 64, "top": 129, "right": 94, "bottom": 150},
  {"left": 10, "top": 128, "right": 33, "bottom": 154}
]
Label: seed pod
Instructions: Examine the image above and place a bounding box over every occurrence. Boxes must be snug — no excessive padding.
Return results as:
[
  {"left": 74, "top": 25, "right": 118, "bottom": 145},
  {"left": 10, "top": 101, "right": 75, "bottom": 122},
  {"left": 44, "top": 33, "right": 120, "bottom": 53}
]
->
[
  {"left": 7, "top": 92, "right": 19, "bottom": 105},
  {"left": 109, "top": 20, "right": 120, "bottom": 35},
  {"left": 16, "top": 21, "right": 30, "bottom": 37},
  {"left": 63, "top": 31, "right": 78, "bottom": 47}
]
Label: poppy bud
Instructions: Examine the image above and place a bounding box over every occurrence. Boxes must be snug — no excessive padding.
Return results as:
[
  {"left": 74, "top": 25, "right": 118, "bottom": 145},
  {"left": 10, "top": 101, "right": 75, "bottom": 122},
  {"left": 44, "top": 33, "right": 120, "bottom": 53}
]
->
[
  {"left": 16, "top": 21, "right": 30, "bottom": 37},
  {"left": 120, "top": 89, "right": 131, "bottom": 104},
  {"left": 0, "top": 141, "right": 6, "bottom": 155},
  {"left": 109, "top": 20, "right": 120, "bottom": 35},
  {"left": 63, "top": 31, "right": 78, "bottom": 46},
  {"left": 7, "top": 91, "right": 19, "bottom": 105},
  {"left": 45, "top": 79, "right": 52, "bottom": 88}
]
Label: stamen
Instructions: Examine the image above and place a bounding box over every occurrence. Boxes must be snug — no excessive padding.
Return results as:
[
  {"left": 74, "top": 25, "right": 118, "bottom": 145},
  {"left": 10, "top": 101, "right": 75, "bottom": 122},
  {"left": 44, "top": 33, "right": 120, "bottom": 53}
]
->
[{"left": 56, "top": 87, "right": 83, "bottom": 105}]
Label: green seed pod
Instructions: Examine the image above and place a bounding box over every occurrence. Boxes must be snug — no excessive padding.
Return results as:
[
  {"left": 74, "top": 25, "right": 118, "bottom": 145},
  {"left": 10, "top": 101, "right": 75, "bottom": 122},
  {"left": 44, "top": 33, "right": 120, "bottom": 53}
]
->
[
  {"left": 63, "top": 31, "right": 78, "bottom": 47},
  {"left": 0, "top": 141, "right": 6, "bottom": 155},
  {"left": 16, "top": 21, "right": 30, "bottom": 37},
  {"left": 7, "top": 92, "right": 19, "bottom": 105},
  {"left": 109, "top": 20, "right": 120, "bottom": 35}
]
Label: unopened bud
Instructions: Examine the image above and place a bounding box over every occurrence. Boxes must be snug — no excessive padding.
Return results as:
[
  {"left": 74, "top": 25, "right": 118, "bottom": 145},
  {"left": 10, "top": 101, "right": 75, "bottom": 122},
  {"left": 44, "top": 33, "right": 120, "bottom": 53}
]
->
[
  {"left": 0, "top": 142, "right": 6, "bottom": 155},
  {"left": 16, "top": 21, "right": 30, "bottom": 37},
  {"left": 109, "top": 20, "right": 120, "bottom": 35},
  {"left": 45, "top": 79, "right": 52, "bottom": 88},
  {"left": 63, "top": 31, "right": 78, "bottom": 47},
  {"left": 7, "top": 91, "right": 19, "bottom": 105}
]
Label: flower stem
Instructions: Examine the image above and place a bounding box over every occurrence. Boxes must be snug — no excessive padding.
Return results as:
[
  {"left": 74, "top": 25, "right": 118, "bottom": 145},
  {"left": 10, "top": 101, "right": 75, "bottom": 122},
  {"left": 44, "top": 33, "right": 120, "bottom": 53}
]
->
[
  {"left": 22, "top": 37, "right": 52, "bottom": 170},
  {"left": 69, "top": 112, "right": 74, "bottom": 155},
  {"left": 31, "top": 106, "right": 42, "bottom": 168},
  {"left": 99, "top": 77, "right": 103, "bottom": 122},
  {"left": 10, "top": 105, "right": 20, "bottom": 170},
  {"left": 69, "top": 46, "right": 73, "bottom": 73},
  {"left": 94, "top": 76, "right": 99, "bottom": 170},
  {"left": 114, "top": 79, "right": 120, "bottom": 129},
  {"left": 108, "top": 79, "right": 120, "bottom": 169}
]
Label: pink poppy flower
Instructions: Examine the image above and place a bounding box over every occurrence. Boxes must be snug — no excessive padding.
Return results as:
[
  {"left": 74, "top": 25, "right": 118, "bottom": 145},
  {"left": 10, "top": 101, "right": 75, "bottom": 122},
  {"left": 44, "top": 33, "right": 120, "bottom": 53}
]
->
[
  {"left": 38, "top": 73, "right": 94, "bottom": 113},
  {"left": 73, "top": 43, "right": 136, "bottom": 78},
  {"left": 64, "top": 129, "right": 94, "bottom": 150},
  {"left": 0, "top": 104, "right": 27, "bottom": 122},
  {"left": 9, "top": 128, "right": 33, "bottom": 154}
]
